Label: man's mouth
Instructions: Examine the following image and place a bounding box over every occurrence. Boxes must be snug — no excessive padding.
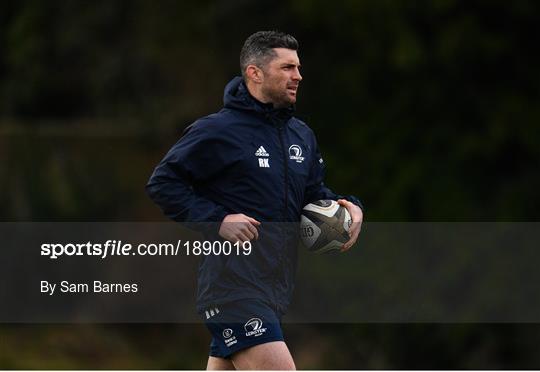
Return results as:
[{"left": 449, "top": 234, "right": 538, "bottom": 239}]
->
[{"left": 287, "top": 86, "right": 298, "bottom": 94}]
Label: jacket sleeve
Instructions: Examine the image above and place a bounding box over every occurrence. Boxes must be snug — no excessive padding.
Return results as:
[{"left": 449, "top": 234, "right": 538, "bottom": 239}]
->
[
  {"left": 303, "top": 139, "right": 364, "bottom": 212},
  {"left": 146, "top": 119, "right": 243, "bottom": 223}
]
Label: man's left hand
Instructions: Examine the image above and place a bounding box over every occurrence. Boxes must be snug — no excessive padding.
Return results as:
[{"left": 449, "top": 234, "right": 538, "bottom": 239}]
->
[{"left": 337, "top": 199, "right": 363, "bottom": 252}]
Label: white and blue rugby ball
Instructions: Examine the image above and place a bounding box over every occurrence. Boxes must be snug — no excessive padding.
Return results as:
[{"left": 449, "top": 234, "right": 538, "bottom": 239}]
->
[{"left": 300, "top": 200, "right": 352, "bottom": 254}]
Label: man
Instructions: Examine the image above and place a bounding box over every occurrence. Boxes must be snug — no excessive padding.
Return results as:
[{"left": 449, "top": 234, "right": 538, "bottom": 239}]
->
[{"left": 147, "top": 31, "right": 363, "bottom": 370}]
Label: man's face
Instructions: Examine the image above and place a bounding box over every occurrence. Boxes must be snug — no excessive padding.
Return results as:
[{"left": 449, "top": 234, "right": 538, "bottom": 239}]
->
[{"left": 260, "top": 48, "right": 302, "bottom": 108}]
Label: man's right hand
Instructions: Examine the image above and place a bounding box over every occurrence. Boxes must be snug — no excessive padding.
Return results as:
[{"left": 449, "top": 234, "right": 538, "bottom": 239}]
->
[{"left": 218, "top": 214, "right": 261, "bottom": 242}]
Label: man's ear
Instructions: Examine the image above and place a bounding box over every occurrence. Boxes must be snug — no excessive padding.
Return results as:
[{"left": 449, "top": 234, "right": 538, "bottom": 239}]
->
[{"left": 246, "top": 65, "right": 263, "bottom": 83}]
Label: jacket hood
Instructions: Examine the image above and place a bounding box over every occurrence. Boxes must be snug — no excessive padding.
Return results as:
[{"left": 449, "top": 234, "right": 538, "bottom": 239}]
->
[{"left": 223, "top": 76, "right": 294, "bottom": 125}]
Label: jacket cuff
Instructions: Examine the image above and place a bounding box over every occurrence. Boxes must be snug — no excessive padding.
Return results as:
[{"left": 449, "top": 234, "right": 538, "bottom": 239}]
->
[
  {"left": 208, "top": 205, "right": 230, "bottom": 236},
  {"left": 182, "top": 205, "right": 230, "bottom": 237}
]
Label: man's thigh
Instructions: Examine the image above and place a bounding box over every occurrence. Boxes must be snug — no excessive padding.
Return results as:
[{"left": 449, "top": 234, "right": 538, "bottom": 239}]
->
[
  {"left": 231, "top": 341, "right": 295, "bottom": 370},
  {"left": 207, "top": 356, "right": 235, "bottom": 370}
]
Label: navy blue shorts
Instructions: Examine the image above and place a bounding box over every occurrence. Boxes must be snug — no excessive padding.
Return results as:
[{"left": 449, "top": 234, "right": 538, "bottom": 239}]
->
[{"left": 200, "top": 299, "right": 284, "bottom": 359}]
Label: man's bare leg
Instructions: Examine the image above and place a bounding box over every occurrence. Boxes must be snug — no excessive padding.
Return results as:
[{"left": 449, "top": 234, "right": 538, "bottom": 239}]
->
[
  {"left": 231, "top": 341, "right": 295, "bottom": 370},
  {"left": 207, "top": 356, "right": 235, "bottom": 370}
]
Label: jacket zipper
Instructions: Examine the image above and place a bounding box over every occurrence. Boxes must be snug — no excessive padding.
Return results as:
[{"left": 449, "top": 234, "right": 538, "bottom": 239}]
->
[
  {"left": 274, "top": 125, "right": 289, "bottom": 311},
  {"left": 277, "top": 126, "right": 289, "bottom": 221}
]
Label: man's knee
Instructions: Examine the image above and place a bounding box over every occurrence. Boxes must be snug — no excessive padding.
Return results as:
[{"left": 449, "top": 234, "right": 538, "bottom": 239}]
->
[{"left": 231, "top": 341, "right": 295, "bottom": 370}]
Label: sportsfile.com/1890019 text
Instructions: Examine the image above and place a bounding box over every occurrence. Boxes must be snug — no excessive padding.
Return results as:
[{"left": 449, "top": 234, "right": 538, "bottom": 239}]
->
[{"left": 40, "top": 240, "right": 252, "bottom": 260}]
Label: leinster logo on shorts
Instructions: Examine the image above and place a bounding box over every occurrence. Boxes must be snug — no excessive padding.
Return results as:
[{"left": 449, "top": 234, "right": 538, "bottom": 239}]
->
[
  {"left": 244, "top": 317, "right": 267, "bottom": 337},
  {"left": 222, "top": 328, "right": 234, "bottom": 338},
  {"left": 289, "top": 144, "right": 305, "bottom": 163}
]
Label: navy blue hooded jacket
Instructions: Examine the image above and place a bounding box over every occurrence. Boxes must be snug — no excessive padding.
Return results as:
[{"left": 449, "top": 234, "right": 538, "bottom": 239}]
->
[{"left": 146, "top": 76, "right": 362, "bottom": 313}]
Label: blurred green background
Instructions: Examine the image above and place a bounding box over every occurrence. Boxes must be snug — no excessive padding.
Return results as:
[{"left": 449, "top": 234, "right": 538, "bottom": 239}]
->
[{"left": 1, "top": 0, "right": 539, "bottom": 369}]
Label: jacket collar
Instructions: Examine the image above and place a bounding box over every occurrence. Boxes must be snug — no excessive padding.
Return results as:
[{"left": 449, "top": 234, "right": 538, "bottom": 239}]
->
[{"left": 223, "top": 76, "right": 294, "bottom": 126}]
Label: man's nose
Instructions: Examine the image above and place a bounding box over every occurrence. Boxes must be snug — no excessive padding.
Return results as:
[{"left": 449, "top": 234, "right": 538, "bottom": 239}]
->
[{"left": 293, "top": 68, "right": 302, "bottom": 81}]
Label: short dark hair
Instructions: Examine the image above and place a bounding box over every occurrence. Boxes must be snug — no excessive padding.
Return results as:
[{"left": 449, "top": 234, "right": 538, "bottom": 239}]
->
[{"left": 240, "top": 31, "right": 299, "bottom": 78}]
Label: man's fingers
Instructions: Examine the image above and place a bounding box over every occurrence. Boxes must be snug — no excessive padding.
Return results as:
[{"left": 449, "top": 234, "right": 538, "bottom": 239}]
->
[
  {"left": 336, "top": 201, "right": 363, "bottom": 252},
  {"left": 350, "top": 224, "right": 361, "bottom": 242},
  {"left": 242, "top": 215, "right": 260, "bottom": 240},
  {"left": 246, "top": 222, "right": 259, "bottom": 240},
  {"left": 342, "top": 223, "right": 362, "bottom": 252},
  {"left": 220, "top": 214, "right": 262, "bottom": 242},
  {"left": 342, "top": 233, "right": 358, "bottom": 251},
  {"left": 350, "top": 221, "right": 362, "bottom": 234},
  {"left": 246, "top": 216, "right": 261, "bottom": 226},
  {"left": 235, "top": 232, "right": 250, "bottom": 243},
  {"left": 240, "top": 224, "right": 255, "bottom": 240}
]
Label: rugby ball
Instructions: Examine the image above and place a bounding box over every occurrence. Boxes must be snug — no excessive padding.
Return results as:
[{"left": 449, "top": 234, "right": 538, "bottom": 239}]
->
[{"left": 300, "top": 200, "right": 352, "bottom": 253}]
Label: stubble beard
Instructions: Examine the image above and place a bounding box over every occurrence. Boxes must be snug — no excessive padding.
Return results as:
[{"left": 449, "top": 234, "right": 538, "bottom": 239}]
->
[{"left": 261, "top": 83, "right": 295, "bottom": 109}]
